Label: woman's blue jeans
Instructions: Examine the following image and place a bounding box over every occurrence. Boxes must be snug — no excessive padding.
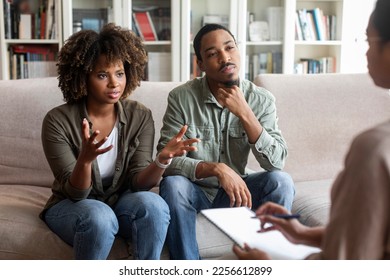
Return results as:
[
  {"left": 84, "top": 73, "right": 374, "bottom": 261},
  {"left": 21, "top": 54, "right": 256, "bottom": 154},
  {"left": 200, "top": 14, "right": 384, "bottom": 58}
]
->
[
  {"left": 159, "top": 171, "right": 295, "bottom": 260},
  {"left": 44, "top": 191, "right": 170, "bottom": 260}
]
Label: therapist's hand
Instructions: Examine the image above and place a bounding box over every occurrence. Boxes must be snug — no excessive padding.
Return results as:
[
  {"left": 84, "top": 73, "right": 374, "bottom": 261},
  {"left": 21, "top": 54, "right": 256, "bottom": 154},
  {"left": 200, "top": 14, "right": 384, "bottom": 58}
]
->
[{"left": 233, "top": 243, "right": 271, "bottom": 260}]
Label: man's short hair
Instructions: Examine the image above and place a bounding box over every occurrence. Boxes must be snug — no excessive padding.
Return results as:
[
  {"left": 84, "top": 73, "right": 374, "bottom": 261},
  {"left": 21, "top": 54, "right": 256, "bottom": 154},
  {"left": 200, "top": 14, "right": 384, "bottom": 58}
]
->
[{"left": 193, "top": 23, "right": 236, "bottom": 61}]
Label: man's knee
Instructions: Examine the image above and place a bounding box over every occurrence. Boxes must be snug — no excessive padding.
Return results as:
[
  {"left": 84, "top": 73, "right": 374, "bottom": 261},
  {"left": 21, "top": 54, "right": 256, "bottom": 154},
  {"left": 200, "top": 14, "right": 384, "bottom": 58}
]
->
[
  {"left": 139, "top": 192, "right": 170, "bottom": 219},
  {"left": 160, "top": 175, "right": 192, "bottom": 197},
  {"left": 267, "top": 171, "right": 295, "bottom": 193}
]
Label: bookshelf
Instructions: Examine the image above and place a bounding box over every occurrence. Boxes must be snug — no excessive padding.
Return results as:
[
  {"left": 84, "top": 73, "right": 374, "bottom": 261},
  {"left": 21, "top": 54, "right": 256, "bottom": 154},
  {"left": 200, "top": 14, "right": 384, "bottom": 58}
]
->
[
  {"left": 289, "top": 0, "right": 375, "bottom": 75},
  {"left": 62, "top": 0, "right": 179, "bottom": 82},
  {"left": 0, "top": 0, "right": 376, "bottom": 81},
  {"left": 129, "top": 0, "right": 179, "bottom": 81},
  {"left": 0, "top": 0, "right": 63, "bottom": 80},
  {"left": 180, "top": 0, "right": 236, "bottom": 81},
  {"left": 182, "top": 0, "right": 374, "bottom": 81},
  {"left": 242, "top": 0, "right": 285, "bottom": 80}
]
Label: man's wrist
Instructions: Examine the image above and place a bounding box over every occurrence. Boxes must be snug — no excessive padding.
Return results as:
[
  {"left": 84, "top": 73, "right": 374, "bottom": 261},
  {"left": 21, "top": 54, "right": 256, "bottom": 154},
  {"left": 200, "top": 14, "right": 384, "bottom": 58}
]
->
[{"left": 196, "top": 161, "right": 221, "bottom": 178}]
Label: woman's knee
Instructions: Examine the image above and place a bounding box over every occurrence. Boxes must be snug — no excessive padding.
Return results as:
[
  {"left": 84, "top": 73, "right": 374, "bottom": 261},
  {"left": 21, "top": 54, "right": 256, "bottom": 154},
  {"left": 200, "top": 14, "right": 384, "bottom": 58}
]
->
[{"left": 78, "top": 200, "right": 119, "bottom": 233}]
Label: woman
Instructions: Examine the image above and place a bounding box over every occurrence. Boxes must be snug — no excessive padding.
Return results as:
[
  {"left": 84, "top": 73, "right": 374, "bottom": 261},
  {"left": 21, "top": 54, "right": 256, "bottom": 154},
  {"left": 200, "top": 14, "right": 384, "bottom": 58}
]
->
[
  {"left": 40, "top": 23, "right": 199, "bottom": 260},
  {"left": 234, "top": 0, "right": 390, "bottom": 260}
]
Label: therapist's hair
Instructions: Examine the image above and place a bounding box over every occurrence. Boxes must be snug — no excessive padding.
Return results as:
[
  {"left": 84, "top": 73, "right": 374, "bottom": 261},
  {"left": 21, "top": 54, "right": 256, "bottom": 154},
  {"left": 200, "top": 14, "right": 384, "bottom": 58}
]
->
[
  {"left": 373, "top": 0, "right": 390, "bottom": 43},
  {"left": 57, "top": 23, "right": 147, "bottom": 104},
  {"left": 193, "top": 23, "right": 237, "bottom": 62}
]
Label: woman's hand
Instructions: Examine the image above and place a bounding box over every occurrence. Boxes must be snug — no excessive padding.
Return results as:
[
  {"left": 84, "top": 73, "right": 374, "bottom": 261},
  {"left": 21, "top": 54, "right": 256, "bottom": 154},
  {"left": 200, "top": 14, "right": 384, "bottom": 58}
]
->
[
  {"left": 255, "top": 202, "right": 309, "bottom": 245},
  {"left": 233, "top": 244, "right": 271, "bottom": 260},
  {"left": 78, "top": 118, "right": 113, "bottom": 163},
  {"left": 158, "top": 125, "right": 200, "bottom": 163},
  {"left": 69, "top": 118, "right": 113, "bottom": 190}
]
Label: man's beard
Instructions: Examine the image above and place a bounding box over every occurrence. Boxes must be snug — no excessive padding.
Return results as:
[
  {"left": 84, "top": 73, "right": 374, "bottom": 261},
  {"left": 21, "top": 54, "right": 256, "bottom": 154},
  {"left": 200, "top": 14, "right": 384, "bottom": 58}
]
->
[{"left": 223, "top": 78, "right": 239, "bottom": 87}]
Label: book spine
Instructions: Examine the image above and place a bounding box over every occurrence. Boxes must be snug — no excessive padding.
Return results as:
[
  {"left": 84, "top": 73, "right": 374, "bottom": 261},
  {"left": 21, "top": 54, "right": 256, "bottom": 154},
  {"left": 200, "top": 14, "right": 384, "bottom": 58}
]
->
[
  {"left": 146, "top": 11, "right": 158, "bottom": 40},
  {"left": 133, "top": 11, "right": 158, "bottom": 41},
  {"left": 297, "top": 9, "right": 310, "bottom": 41},
  {"left": 306, "top": 11, "right": 318, "bottom": 41},
  {"left": 295, "top": 11, "right": 303, "bottom": 41},
  {"left": 312, "top": 8, "right": 325, "bottom": 41},
  {"left": 19, "top": 14, "right": 32, "bottom": 39}
]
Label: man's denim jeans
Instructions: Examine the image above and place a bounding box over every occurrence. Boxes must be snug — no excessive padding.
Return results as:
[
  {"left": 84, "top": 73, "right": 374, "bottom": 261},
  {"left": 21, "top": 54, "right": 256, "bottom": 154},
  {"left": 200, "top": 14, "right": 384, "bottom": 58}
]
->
[
  {"left": 44, "top": 191, "right": 170, "bottom": 259},
  {"left": 159, "top": 171, "right": 295, "bottom": 259}
]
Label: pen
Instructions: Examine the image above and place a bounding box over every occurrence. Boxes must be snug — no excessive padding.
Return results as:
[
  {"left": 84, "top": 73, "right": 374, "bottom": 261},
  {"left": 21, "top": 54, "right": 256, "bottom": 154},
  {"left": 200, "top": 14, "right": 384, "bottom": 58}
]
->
[{"left": 251, "top": 213, "right": 301, "bottom": 220}]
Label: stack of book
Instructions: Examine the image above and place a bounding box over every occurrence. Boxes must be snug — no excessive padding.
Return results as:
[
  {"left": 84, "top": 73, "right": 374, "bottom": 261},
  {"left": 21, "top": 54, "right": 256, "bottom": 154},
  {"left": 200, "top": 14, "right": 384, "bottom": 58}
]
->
[
  {"left": 295, "top": 8, "right": 336, "bottom": 41},
  {"left": 132, "top": 5, "right": 171, "bottom": 41},
  {"left": 294, "top": 57, "right": 336, "bottom": 74},
  {"left": 3, "top": 0, "right": 57, "bottom": 40},
  {"left": 132, "top": 11, "right": 158, "bottom": 41},
  {"left": 8, "top": 44, "right": 57, "bottom": 79},
  {"left": 246, "top": 52, "right": 283, "bottom": 81}
]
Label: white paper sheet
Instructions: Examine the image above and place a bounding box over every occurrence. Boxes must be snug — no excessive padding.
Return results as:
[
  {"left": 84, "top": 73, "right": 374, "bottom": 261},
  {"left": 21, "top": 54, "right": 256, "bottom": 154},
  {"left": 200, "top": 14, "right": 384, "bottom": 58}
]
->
[{"left": 201, "top": 207, "right": 321, "bottom": 260}]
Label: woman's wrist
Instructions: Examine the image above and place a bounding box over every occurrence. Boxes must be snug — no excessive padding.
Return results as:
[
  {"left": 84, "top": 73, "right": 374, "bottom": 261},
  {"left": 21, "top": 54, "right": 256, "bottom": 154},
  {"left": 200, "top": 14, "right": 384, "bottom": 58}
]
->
[{"left": 154, "top": 153, "right": 172, "bottom": 169}]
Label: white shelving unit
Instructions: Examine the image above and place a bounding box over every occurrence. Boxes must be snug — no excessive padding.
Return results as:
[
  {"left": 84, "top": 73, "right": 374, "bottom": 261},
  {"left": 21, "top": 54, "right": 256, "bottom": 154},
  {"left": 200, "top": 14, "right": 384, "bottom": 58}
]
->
[
  {"left": 180, "top": 0, "right": 239, "bottom": 81},
  {"left": 183, "top": 0, "right": 374, "bottom": 80},
  {"left": 0, "top": 0, "right": 63, "bottom": 80},
  {"left": 62, "top": 0, "right": 180, "bottom": 82},
  {"left": 0, "top": 0, "right": 376, "bottom": 81}
]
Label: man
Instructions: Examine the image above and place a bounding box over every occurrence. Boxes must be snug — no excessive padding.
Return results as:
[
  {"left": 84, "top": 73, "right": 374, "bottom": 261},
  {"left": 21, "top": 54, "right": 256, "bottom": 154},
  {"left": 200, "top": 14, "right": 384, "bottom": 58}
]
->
[{"left": 157, "top": 23, "right": 295, "bottom": 260}]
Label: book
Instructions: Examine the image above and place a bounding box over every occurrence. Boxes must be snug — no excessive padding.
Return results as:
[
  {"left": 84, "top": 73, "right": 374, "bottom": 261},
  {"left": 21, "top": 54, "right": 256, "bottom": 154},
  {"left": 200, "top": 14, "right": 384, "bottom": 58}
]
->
[
  {"left": 312, "top": 8, "right": 325, "bottom": 41},
  {"left": 19, "top": 13, "right": 31, "bottom": 39},
  {"left": 272, "top": 52, "right": 283, "bottom": 73},
  {"left": 294, "top": 11, "right": 303, "bottom": 41},
  {"left": 252, "top": 54, "right": 259, "bottom": 78},
  {"left": 200, "top": 207, "right": 320, "bottom": 260},
  {"left": 259, "top": 52, "right": 268, "bottom": 74},
  {"left": 132, "top": 11, "right": 158, "bottom": 41},
  {"left": 297, "top": 9, "right": 311, "bottom": 41},
  {"left": 45, "top": 0, "right": 54, "bottom": 39},
  {"left": 306, "top": 10, "right": 318, "bottom": 41}
]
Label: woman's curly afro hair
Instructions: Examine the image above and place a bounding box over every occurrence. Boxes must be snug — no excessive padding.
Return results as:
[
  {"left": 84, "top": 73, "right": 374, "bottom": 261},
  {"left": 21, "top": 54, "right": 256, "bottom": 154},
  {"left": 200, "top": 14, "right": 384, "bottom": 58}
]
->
[{"left": 57, "top": 23, "right": 147, "bottom": 104}]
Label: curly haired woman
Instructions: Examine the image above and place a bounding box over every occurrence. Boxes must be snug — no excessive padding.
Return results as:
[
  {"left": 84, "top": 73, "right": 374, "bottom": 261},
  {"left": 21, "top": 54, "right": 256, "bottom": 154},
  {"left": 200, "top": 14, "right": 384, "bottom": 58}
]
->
[{"left": 40, "top": 23, "right": 199, "bottom": 260}]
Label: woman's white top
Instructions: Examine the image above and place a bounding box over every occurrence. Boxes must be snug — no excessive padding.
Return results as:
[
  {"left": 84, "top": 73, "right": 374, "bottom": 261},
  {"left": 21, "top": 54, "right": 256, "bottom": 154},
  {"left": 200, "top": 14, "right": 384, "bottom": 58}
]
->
[{"left": 97, "top": 120, "right": 118, "bottom": 187}]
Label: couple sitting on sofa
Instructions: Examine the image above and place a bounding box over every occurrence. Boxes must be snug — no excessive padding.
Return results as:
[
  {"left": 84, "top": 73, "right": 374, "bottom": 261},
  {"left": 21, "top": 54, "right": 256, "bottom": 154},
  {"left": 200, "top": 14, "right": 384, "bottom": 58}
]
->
[
  {"left": 40, "top": 23, "right": 294, "bottom": 260},
  {"left": 41, "top": 0, "right": 390, "bottom": 260}
]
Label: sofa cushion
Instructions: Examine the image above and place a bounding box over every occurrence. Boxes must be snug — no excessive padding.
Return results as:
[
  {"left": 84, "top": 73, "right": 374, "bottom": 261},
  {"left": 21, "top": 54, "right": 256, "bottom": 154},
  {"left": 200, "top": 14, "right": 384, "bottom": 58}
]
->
[
  {"left": 0, "top": 184, "right": 131, "bottom": 259},
  {"left": 252, "top": 73, "right": 390, "bottom": 183},
  {"left": 293, "top": 180, "right": 332, "bottom": 227},
  {"left": 0, "top": 183, "right": 233, "bottom": 260}
]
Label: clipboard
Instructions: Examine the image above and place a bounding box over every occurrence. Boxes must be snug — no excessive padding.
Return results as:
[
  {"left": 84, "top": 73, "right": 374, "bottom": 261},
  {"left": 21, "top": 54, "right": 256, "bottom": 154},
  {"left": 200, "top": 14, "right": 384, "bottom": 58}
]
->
[{"left": 201, "top": 207, "right": 321, "bottom": 259}]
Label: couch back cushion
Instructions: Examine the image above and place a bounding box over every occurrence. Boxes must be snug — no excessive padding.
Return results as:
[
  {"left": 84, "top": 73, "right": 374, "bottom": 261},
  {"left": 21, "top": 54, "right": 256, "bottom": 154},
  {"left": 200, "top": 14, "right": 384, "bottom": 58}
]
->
[
  {"left": 0, "top": 78, "right": 63, "bottom": 187},
  {"left": 0, "top": 77, "right": 179, "bottom": 187},
  {"left": 131, "top": 81, "right": 183, "bottom": 153},
  {"left": 4, "top": 73, "right": 388, "bottom": 187},
  {"left": 253, "top": 73, "right": 390, "bottom": 182}
]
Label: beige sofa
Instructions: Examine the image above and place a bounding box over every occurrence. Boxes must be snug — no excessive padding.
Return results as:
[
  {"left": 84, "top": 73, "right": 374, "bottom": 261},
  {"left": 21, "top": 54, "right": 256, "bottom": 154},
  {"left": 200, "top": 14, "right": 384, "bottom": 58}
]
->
[{"left": 0, "top": 73, "right": 389, "bottom": 259}]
